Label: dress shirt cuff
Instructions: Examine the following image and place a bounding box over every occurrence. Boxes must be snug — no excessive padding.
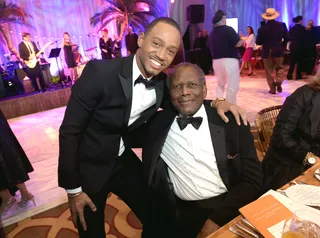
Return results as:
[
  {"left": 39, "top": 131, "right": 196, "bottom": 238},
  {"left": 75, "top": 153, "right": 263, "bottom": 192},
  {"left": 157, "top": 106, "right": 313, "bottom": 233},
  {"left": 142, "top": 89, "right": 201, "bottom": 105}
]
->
[{"left": 66, "top": 187, "right": 82, "bottom": 194}]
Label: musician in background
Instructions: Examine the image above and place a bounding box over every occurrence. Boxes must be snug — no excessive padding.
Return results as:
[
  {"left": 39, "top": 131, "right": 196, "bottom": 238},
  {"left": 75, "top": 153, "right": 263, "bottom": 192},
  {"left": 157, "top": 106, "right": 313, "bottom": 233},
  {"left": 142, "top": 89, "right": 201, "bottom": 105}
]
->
[
  {"left": 125, "top": 26, "right": 138, "bottom": 55},
  {"left": 113, "top": 34, "right": 122, "bottom": 58},
  {"left": 18, "top": 32, "right": 46, "bottom": 93},
  {"left": 5, "top": 54, "right": 24, "bottom": 93},
  {"left": 62, "top": 32, "right": 78, "bottom": 83},
  {"left": 99, "top": 29, "right": 113, "bottom": 59}
]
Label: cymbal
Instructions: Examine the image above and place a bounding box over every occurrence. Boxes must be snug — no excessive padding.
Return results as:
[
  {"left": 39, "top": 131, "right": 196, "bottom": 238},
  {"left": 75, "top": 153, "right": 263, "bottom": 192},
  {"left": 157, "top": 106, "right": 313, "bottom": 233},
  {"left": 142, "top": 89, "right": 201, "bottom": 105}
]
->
[{"left": 85, "top": 46, "right": 97, "bottom": 52}]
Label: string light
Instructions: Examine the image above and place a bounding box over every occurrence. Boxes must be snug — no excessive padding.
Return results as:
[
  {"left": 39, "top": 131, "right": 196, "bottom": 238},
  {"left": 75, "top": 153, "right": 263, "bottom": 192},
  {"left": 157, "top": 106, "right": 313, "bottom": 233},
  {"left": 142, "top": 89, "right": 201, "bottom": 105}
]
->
[{"left": 3, "top": 29, "right": 102, "bottom": 41}]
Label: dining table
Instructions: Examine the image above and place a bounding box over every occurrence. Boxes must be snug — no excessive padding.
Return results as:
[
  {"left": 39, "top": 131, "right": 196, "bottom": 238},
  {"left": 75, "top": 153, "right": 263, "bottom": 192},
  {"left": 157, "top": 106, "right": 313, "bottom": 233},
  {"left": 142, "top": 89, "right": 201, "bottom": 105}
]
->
[{"left": 206, "top": 160, "right": 320, "bottom": 237}]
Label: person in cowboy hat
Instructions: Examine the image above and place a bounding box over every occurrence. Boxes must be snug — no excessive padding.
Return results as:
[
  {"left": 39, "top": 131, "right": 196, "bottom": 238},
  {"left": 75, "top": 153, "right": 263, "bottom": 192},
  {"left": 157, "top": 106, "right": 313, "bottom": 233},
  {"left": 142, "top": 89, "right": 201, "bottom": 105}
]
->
[{"left": 256, "top": 8, "right": 289, "bottom": 94}]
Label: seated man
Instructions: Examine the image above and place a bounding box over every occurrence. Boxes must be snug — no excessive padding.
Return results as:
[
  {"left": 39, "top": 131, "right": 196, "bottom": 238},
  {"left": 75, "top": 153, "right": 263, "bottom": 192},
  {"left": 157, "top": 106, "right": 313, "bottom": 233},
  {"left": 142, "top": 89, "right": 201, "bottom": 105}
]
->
[{"left": 141, "top": 63, "right": 263, "bottom": 238}]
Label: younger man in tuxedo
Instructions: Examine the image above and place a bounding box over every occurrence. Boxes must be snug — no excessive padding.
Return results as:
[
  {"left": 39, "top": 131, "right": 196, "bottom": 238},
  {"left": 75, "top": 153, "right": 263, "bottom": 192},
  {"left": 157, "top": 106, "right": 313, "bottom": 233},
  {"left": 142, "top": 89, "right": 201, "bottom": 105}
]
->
[{"left": 142, "top": 63, "right": 263, "bottom": 238}]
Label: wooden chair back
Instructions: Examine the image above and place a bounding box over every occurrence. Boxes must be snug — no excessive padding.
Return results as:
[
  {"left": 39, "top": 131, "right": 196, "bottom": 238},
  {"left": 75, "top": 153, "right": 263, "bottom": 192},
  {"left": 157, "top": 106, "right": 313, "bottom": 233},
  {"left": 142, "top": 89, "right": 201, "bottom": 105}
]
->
[{"left": 255, "top": 105, "right": 282, "bottom": 157}]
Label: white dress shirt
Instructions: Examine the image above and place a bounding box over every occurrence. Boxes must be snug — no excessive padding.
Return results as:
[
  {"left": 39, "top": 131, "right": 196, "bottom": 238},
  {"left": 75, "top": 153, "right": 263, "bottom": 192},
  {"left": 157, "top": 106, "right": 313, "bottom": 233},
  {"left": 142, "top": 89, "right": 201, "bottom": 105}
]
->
[
  {"left": 245, "top": 34, "right": 255, "bottom": 48},
  {"left": 67, "top": 56, "right": 156, "bottom": 194},
  {"left": 160, "top": 105, "right": 228, "bottom": 201},
  {"left": 23, "top": 41, "right": 34, "bottom": 54}
]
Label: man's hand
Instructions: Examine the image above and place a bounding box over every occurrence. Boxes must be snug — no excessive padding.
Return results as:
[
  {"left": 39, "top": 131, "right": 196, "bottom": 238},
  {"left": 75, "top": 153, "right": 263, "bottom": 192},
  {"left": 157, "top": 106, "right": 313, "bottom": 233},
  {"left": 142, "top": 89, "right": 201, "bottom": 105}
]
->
[
  {"left": 197, "top": 219, "right": 220, "bottom": 238},
  {"left": 29, "top": 53, "right": 36, "bottom": 60},
  {"left": 216, "top": 101, "right": 248, "bottom": 126},
  {"left": 68, "top": 192, "right": 96, "bottom": 231}
]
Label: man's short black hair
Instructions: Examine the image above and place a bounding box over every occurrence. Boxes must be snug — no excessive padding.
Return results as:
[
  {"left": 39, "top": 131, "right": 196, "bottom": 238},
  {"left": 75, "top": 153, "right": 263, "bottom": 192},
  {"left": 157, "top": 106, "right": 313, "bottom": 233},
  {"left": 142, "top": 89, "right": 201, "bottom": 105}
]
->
[
  {"left": 144, "top": 17, "right": 181, "bottom": 36},
  {"left": 22, "top": 32, "right": 30, "bottom": 38}
]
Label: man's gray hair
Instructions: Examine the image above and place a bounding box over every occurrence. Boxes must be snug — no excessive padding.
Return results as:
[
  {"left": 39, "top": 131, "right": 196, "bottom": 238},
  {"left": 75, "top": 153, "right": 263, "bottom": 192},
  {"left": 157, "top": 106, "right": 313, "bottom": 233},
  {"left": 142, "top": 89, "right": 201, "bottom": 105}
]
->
[{"left": 167, "top": 62, "right": 206, "bottom": 88}]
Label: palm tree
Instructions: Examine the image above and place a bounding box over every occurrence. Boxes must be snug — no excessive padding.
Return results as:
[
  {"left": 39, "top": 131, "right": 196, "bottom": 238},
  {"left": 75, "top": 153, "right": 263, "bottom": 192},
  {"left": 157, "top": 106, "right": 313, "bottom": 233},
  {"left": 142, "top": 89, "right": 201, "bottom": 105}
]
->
[
  {"left": 90, "top": 0, "right": 163, "bottom": 39},
  {"left": 0, "top": 0, "right": 32, "bottom": 58}
]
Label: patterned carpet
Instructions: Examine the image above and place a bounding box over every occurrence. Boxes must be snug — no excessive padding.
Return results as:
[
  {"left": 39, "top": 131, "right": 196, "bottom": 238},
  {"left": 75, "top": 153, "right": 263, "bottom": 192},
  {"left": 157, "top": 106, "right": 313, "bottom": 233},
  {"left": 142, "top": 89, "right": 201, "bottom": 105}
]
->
[
  {"left": 0, "top": 127, "right": 261, "bottom": 238},
  {"left": 1, "top": 193, "right": 142, "bottom": 238}
]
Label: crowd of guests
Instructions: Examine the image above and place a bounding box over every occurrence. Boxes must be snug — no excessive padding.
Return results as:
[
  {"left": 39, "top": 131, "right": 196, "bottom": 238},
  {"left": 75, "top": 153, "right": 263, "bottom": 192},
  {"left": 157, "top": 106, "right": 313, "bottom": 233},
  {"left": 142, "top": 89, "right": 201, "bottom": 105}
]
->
[
  {"left": 287, "top": 16, "right": 319, "bottom": 80},
  {"left": 205, "top": 8, "right": 319, "bottom": 103}
]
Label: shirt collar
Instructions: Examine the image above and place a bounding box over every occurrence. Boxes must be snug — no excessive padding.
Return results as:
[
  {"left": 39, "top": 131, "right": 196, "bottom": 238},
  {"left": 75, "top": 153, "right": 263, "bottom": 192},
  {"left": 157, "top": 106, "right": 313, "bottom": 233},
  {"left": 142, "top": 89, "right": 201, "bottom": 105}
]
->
[
  {"left": 132, "top": 55, "right": 153, "bottom": 82},
  {"left": 193, "top": 104, "right": 206, "bottom": 118},
  {"left": 177, "top": 104, "right": 206, "bottom": 118},
  {"left": 23, "top": 40, "right": 31, "bottom": 45}
]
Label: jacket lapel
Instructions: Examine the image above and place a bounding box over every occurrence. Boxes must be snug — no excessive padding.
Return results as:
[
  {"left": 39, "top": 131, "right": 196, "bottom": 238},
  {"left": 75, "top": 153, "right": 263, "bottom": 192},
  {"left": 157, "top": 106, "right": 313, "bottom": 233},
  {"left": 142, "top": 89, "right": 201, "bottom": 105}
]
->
[
  {"left": 148, "top": 110, "right": 176, "bottom": 186},
  {"left": 118, "top": 55, "right": 134, "bottom": 128},
  {"left": 310, "top": 92, "right": 320, "bottom": 138},
  {"left": 205, "top": 106, "right": 230, "bottom": 189},
  {"left": 127, "top": 75, "right": 165, "bottom": 131},
  {"left": 154, "top": 74, "right": 165, "bottom": 109}
]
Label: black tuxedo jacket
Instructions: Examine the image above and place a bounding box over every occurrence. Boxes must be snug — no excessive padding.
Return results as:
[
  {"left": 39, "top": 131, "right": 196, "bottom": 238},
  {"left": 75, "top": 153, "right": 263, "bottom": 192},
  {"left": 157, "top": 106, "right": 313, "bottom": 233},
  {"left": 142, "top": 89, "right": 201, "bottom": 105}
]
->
[
  {"left": 256, "top": 20, "right": 289, "bottom": 58},
  {"left": 289, "top": 24, "right": 305, "bottom": 52},
  {"left": 142, "top": 105, "right": 263, "bottom": 226},
  {"left": 58, "top": 54, "right": 170, "bottom": 194},
  {"left": 18, "top": 41, "right": 39, "bottom": 61}
]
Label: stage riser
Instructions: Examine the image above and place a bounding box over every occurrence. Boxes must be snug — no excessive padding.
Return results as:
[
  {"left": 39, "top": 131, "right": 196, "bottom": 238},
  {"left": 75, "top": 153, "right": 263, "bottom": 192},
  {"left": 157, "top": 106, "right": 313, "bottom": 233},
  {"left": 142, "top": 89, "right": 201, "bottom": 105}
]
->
[{"left": 0, "top": 88, "right": 71, "bottom": 119}]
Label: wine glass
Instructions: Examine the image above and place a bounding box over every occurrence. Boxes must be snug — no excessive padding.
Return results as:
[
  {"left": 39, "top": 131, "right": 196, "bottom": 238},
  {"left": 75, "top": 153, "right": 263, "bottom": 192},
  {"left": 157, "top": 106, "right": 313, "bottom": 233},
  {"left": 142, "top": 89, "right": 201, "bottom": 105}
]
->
[{"left": 282, "top": 210, "right": 320, "bottom": 238}]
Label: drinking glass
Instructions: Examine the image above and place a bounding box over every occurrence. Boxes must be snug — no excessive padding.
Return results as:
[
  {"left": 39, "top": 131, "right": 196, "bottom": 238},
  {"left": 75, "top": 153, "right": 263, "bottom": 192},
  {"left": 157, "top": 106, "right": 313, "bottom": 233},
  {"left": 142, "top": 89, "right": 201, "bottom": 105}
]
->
[{"left": 282, "top": 210, "right": 320, "bottom": 238}]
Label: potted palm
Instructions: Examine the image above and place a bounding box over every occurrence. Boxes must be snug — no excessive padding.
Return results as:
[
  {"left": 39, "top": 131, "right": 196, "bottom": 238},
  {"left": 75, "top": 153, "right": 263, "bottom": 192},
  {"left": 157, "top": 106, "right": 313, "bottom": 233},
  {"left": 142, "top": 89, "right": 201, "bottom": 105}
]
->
[
  {"left": 90, "top": 0, "right": 163, "bottom": 40},
  {"left": 0, "top": 0, "right": 32, "bottom": 59}
]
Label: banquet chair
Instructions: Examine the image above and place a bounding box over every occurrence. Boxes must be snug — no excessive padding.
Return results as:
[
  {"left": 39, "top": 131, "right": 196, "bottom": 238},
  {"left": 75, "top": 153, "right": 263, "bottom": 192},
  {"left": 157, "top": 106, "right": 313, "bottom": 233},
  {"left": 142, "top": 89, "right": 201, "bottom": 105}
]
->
[{"left": 255, "top": 105, "right": 282, "bottom": 157}]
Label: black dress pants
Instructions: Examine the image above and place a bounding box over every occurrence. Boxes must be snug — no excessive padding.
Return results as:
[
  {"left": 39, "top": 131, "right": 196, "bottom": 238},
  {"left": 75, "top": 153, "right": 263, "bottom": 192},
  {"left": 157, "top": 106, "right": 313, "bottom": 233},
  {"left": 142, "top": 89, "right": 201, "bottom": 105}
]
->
[
  {"left": 143, "top": 193, "right": 226, "bottom": 238},
  {"left": 287, "top": 51, "right": 303, "bottom": 79},
  {"left": 76, "top": 149, "right": 147, "bottom": 238},
  {"left": 25, "top": 63, "right": 46, "bottom": 92}
]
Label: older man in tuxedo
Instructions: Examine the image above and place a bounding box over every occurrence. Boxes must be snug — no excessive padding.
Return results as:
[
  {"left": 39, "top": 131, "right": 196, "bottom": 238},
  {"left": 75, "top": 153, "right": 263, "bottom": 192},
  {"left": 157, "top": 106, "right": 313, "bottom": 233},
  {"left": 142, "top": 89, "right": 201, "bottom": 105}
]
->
[
  {"left": 58, "top": 17, "right": 247, "bottom": 238},
  {"left": 141, "top": 63, "right": 263, "bottom": 238}
]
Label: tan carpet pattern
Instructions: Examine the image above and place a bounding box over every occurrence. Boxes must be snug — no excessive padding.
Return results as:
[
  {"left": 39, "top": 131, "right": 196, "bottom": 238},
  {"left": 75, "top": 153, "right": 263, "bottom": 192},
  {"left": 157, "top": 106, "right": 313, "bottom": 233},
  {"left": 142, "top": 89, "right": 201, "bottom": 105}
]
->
[{"left": 1, "top": 193, "right": 142, "bottom": 238}]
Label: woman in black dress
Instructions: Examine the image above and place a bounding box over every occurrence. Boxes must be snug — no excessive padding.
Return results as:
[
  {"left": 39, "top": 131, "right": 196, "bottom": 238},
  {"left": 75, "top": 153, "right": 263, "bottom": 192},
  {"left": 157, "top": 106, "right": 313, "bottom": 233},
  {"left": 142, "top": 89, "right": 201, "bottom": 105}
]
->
[
  {"left": 99, "top": 29, "right": 113, "bottom": 59},
  {"left": 0, "top": 110, "right": 34, "bottom": 217},
  {"left": 62, "top": 32, "right": 78, "bottom": 83}
]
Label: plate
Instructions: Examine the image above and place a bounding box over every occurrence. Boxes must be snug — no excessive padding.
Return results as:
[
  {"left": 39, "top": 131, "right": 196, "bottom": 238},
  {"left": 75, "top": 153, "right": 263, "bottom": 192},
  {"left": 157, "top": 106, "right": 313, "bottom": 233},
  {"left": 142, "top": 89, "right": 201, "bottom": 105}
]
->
[{"left": 315, "top": 168, "right": 320, "bottom": 181}]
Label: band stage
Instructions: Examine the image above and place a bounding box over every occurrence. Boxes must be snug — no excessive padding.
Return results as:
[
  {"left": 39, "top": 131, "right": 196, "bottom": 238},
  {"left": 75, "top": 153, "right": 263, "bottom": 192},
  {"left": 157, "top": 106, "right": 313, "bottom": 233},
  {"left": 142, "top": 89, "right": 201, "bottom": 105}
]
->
[{"left": 0, "top": 87, "right": 71, "bottom": 119}]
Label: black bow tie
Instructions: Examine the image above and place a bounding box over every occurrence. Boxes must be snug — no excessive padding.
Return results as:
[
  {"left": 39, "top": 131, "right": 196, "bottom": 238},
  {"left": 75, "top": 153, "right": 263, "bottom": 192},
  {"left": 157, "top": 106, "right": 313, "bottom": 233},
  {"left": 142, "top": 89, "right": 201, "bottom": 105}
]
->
[
  {"left": 176, "top": 117, "right": 203, "bottom": 130},
  {"left": 134, "top": 75, "right": 157, "bottom": 88}
]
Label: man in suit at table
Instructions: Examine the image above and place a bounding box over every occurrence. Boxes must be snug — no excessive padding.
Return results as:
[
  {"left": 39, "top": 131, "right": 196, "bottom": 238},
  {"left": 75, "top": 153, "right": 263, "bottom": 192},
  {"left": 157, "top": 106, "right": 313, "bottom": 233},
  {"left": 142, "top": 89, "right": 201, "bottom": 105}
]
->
[
  {"left": 58, "top": 17, "right": 247, "bottom": 238},
  {"left": 141, "top": 63, "right": 263, "bottom": 238},
  {"left": 18, "top": 32, "right": 46, "bottom": 93}
]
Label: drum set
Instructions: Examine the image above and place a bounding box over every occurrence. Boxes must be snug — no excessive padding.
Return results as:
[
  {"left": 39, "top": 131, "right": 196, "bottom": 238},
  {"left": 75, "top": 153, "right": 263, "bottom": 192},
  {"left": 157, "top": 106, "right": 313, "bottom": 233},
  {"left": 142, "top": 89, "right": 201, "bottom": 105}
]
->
[
  {"left": 71, "top": 44, "right": 98, "bottom": 63},
  {"left": 84, "top": 46, "right": 98, "bottom": 61},
  {"left": 69, "top": 45, "right": 98, "bottom": 78}
]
